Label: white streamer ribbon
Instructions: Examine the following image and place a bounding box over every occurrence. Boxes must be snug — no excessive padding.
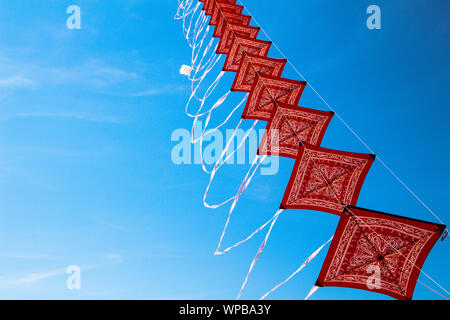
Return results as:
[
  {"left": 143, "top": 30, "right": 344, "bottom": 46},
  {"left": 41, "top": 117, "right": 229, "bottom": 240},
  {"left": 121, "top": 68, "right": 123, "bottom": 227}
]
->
[
  {"left": 237, "top": 208, "right": 284, "bottom": 299},
  {"left": 305, "top": 285, "right": 320, "bottom": 300},
  {"left": 260, "top": 236, "right": 333, "bottom": 300}
]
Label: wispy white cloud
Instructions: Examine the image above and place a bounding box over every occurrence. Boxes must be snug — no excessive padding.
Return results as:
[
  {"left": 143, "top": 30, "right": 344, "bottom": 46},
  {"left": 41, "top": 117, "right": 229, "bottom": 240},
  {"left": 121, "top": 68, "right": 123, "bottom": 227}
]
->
[
  {"left": 0, "top": 253, "right": 52, "bottom": 260},
  {"left": 0, "top": 267, "right": 67, "bottom": 288},
  {"left": 0, "top": 254, "right": 124, "bottom": 288},
  {"left": 93, "top": 216, "right": 129, "bottom": 232},
  {"left": 40, "top": 59, "right": 140, "bottom": 88},
  {"left": 0, "top": 55, "right": 140, "bottom": 91},
  {"left": 12, "top": 111, "right": 123, "bottom": 124},
  {"left": 0, "top": 74, "right": 35, "bottom": 88},
  {"left": 0, "top": 52, "right": 186, "bottom": 99},
  {"left": 103, "top": 253, "right": 124, "bottom": 264},
  {"left": 131, "top": 84, "right": 188, "bottom": 97}
]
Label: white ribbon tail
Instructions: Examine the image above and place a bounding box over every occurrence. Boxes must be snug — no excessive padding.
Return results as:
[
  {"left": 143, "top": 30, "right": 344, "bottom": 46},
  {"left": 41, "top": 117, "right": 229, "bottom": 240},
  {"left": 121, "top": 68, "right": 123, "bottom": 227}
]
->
[
  {"left": 214, "top": 155, "right": 268, "bottom": 255},
  {"left": 305, "top": 285, "right": 320, "bottom": 300},
  {"left": 237, "top": 209, "right": 284, "bottom": 300},
  {"left": 202, "top": 120, "right": 259, "bottom": 209},
  {"left": 260, "top": 235, "right": 333, "bottom": 300}
]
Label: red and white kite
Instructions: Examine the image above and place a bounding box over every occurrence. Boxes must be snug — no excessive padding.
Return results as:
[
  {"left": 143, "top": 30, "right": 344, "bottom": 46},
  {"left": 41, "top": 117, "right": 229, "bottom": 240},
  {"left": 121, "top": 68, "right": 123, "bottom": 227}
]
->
[
  {"left": 258, "top": 102, "right": 334, "bottom": 158},
  {"left": 204, "top": 0, "right": 237, "bottom": 16},
  {"left": 217, "top": 24, "right": 260, "bottom": 54},
  {"left": 280, "top": 143, "right": 375, "bottom": 215},
  {"left": 316, "top": 206, "right": 445, "bottom": 300},
  {"left": 231, "top": 54, "right": 286, "bottom": 92},
  {"left": 209, "top": 3, "right": 243, "bottom": 26},
  {"left": 242, "top": 74, "right": 306, "bottom": 121},
  {"left": 213, "top": 12, "right": 251, "bottom": 38},
  {"left": 223, "top": 37, "right": 272, "bottom": 72}
]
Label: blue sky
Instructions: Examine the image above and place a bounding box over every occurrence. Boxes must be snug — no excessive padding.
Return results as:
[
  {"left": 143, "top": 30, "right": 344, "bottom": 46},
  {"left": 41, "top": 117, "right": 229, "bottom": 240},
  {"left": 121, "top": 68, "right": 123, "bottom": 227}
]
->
[{"left": 0, "top": 0, "right": 448, "bottom": 299}]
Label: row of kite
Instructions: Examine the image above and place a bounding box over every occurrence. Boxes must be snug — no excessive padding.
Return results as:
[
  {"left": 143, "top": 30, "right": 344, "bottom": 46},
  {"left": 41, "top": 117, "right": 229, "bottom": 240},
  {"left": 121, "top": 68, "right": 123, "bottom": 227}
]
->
[{"left": 174, "top": 0, "right": 448, "bottom": 300}]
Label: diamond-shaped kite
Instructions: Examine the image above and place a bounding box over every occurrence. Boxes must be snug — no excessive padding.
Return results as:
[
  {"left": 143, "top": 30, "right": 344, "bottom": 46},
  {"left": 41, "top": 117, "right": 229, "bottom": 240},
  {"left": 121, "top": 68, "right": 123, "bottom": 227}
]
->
[
  {"left": 204, "top": 0, "right": 237, "bottom": 16},
  {"left": 217, "top": 24, "right": 260, "bottom": 55},
  {"left": 209, "top": 3, "right": 243, "bottom": 26},
  {"left": 280, "top": 143, "right": 375, "bottom": 215},
  {"left": 316, "top": 206, "right": 446, "bottom": 300},
  {"left": 242, "top": 74, "right": 306, "bottom": 121},
  {"left": 223, "top": 37, "right": 272, "bottom": 72},
  {"left": 231, "top": 54, "right": 286, "bottom": 92},
  {"left": 213, "top": 11, "right": 251, "bottom": 38},
  {"left": 258, "top": 102, "right": 334, "bottom": 158}
]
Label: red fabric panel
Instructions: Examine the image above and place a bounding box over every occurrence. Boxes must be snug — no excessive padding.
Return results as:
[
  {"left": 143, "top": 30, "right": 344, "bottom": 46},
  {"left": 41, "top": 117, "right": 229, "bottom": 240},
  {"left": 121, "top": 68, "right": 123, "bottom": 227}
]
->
[
  {"left": 223, "top": 37, "right": 271, "bottom": 72},
  {"left": 217, "top": 24, "right": 260, "bottom": 55},
  {"left": 317, "top": 206, "right": 445, "bottom": 300},
  {"left": 209, "top": 3, "right": 244, "bottom": 25},
  {"left": 231, "top": 54, "right": 286, "bottom": 92},
  {"left": 213, "top": 12, "right": 251, "bottom": 38},
  {"left": 280, "top": 144, "right": 375, "bottom": 215},
  {"left": 257, "top": 103, "right": 334, "bottom": 158},
  {"left": 242, "top": 74, "right": 306, "bottom": 121},
  {"left": 204, "top": 0, "right": 238, "bottom": 16}
]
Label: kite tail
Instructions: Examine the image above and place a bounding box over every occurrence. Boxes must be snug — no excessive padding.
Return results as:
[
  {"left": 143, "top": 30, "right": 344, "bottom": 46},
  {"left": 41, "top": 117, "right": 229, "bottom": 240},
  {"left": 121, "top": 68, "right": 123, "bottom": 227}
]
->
[
  {"left": 203, "top": 119, "right": 259, "bottom": 209},
  {"left": 237, "top": 209, "right": 284, "bottom": 299},
  {"left": 191, "top": 89, "right": 230, "bottom": 143},
  {"left": 196, "top": 93, "right": 249, "bottom": 175},
  {"left": 305, "top": 285, "right": 320, "bottom": 300},
  {"left": 215, "top": 204, "right": 279, "bottom": 256},
  {"left": 201, "top": 93, "right": 248, "bottom": 139},
  {"left": 260, "top": 235, "right": 333, "bottom": 300},
  {"left": 174, "top": 0, "right": 197, "bottom": 21},
  {"left": 186, "top": 51, "right": 223, "bottom": 115}
]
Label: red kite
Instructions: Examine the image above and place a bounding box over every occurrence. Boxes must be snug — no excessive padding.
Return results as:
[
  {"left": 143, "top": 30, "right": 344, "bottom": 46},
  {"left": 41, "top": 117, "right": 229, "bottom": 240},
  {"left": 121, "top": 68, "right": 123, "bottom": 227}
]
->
[
  {"left": 209, "top": 3, "right": 244, "bottom": 26},
  {"left": 213, "top": 12, "right": 251, "bottom": 38},
  {"left": 231, "top": 54, "right": 287, "bottom": 92},
  {"left": 242, "top": 74, "right": 306, "bottom": 121},
  {"left": 204, "top": 0, "right": 237, "bottom": 16},
  {"left": 223, "top": 37, "right": 272, "bottom": 72},
  {"left": 280, "top": 143, "right": 375, "bottom": 215},
  {"left": 316, "top": 206, "right": 446, "bottom": 300},
  {"left": 217, "top": 24, "right": 260, "bottom": 55},
  {"left": 258, "top": 102, "right": 334, "bottom": 158}
]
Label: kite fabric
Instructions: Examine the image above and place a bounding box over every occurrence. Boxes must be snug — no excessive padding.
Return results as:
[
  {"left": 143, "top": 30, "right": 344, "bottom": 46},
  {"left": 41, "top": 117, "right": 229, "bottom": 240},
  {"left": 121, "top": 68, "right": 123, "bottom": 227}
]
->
[
  {"left": 231, "top": 54, "right": 287, "bottom": 92},
  {"left": 175, "top": 0, "right": 448, "bottom": 300},
  {"left": 316, "top": 206, "right": 446, "bottom": 300},
  {"left": 217, "top": 24, "right": 260, "bottom": 54},
  {"left": 242, "top": 74, "right": 307, "bottom": 121},
  {"left": 223, "top": 37, "right": 272, "bottom": 72},
  {"left": 209, "top": 3, "right": 243, "bottom": 26},
  {"left": 213, "top": 12, "right": 251, "bottom": 38},
  {"left": 204, "top": 0, "right": 237, "bottom": 16},
  {"left": 280, "top": 143, "right": 375, "bottom": 215},
  {"left": 257, "top": 102, "right": 334, "bottom": 158}
]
